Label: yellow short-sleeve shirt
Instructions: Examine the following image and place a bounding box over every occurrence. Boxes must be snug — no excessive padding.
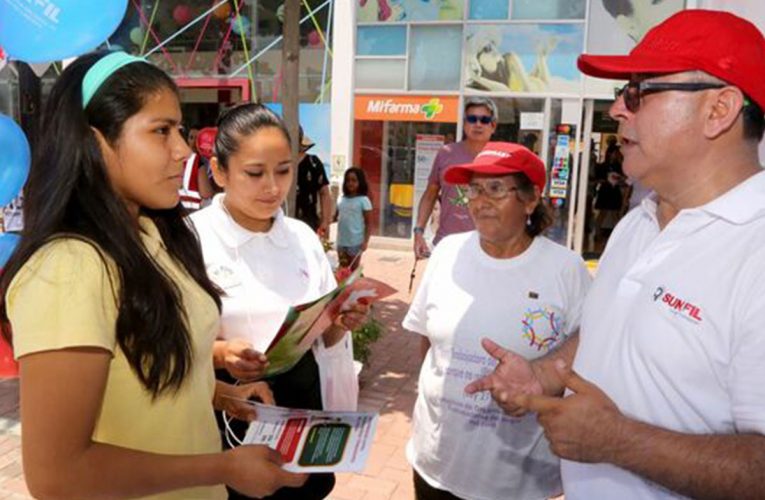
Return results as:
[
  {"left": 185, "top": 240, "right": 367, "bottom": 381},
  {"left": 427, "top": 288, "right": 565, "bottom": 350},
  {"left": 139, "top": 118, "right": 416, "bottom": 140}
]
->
[{"left": 6, "top": 218, "right": 226, "bottom": 499}]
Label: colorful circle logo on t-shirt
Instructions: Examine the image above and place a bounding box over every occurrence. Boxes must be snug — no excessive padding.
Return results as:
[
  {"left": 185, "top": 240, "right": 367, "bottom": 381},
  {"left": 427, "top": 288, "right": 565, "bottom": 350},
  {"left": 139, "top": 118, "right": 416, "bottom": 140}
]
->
[{"left": 521, "top": 306, "right": 563, "bottom": 351}]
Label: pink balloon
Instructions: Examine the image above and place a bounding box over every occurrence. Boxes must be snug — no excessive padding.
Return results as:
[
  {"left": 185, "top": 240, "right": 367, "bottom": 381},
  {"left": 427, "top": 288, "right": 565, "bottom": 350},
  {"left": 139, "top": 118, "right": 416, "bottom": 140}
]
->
[
  {"left": 308, "top": 30, "right": 321, "bottom": 46},
  {"left": 173, "top": 5, "right": 193, "bottom": 25}
]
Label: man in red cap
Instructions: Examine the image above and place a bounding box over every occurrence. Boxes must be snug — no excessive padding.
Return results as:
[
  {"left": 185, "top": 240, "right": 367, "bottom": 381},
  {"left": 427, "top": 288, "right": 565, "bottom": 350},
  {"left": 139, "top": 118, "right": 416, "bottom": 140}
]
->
[{"left": 466, "top": 9, "right": 765, "bottom": 499}]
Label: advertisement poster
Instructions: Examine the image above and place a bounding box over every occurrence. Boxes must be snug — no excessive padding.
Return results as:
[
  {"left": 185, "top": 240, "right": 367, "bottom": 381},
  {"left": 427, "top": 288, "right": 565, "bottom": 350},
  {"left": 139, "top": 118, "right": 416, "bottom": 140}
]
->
[
  {"left": 413, "top": 134, "right": 444, "bottom": 213},
  {"left": 357, "top": 0, "right": 463, "bottom": 22},
  {"left": 586, "top": 0, "right": 686, "bottom": 55},
  {"left": 584, "top": 0, "right": 685, "bottom": 95},
  {"left": 549, "top": 126, "right": 572, "bottom": 204},
  {"left": 242, "top": 402, "right": 379, "bottom": 473},
  {"left": 464, "top": 23, "right": 584, "bottom": 94}
]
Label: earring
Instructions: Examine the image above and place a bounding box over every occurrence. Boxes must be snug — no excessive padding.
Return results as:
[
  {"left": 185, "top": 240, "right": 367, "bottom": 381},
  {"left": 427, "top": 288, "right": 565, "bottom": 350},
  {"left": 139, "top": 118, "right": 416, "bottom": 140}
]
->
[{"left": 526, "top": 214, "right": 532, "bottom": 226}]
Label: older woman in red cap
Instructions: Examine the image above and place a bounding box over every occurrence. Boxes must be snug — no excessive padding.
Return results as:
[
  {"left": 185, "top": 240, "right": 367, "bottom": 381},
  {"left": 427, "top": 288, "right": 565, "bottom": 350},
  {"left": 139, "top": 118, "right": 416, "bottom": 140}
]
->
[{"left": 402, "top": 142, "right": 591, "bottom": 500}]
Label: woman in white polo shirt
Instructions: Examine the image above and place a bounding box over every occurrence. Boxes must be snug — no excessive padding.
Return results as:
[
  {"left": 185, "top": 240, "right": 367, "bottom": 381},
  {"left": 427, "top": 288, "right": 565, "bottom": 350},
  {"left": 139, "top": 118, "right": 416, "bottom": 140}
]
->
[
  {"left": 191, "top": 104, "right": 367, "bottom": 500},
  {"left": 403, "top": 142, "right": 591, "bottom": 500}
]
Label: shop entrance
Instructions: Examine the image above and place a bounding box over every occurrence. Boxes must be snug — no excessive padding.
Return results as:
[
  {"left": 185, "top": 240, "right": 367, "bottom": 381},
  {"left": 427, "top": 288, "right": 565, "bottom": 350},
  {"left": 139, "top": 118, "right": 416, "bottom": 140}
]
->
[
  {"left": 354, "top": 119, "right": 457, "bottom": 239},
  {"left": 176, "top": 78, "right": 250, "bottom": 129},
  {"left": 574, "top": 99, "right": 632, "bottom": 259}
]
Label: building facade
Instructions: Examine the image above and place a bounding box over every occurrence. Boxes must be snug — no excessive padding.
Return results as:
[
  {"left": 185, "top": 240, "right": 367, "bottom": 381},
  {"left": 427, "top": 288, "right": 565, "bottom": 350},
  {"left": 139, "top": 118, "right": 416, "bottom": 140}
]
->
[{"left": 329, "top": 0, "right": 765, "bottom": 256}]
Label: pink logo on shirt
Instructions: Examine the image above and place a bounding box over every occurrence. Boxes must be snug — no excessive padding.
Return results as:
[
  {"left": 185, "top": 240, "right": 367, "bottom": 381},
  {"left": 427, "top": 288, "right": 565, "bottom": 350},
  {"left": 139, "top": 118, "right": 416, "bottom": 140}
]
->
[{"left": 653, "top": 286, "right": 703, "bottom": 323}]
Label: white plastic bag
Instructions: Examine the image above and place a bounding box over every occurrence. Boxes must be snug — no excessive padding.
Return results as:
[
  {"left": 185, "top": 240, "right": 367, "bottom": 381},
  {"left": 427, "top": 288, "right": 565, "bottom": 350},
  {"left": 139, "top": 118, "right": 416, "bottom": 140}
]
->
[{"left": 313, "top": 331, "right": 359, "bottom": 411}]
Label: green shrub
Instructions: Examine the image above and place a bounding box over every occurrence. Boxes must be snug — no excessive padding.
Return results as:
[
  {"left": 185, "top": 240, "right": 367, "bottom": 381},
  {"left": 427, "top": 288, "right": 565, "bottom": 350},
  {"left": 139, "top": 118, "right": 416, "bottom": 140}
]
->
[{"left": 352, "top": 316, "right": 383, "bottom": 364}]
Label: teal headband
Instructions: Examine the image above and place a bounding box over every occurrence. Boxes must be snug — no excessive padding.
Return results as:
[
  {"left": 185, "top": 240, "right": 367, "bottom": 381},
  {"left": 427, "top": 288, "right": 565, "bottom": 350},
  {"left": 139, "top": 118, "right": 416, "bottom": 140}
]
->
[{"left": 82, "top": 52, "right": 147, "bottom": 108}]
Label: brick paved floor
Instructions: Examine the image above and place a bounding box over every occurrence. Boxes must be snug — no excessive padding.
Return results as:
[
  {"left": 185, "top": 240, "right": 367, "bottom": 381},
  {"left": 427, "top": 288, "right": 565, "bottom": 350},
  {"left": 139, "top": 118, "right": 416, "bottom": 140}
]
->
[
  {"left": 328, "top": 248, "right": 423, "bottom": 500},
  {"left": 0, "top": 378, "right": 27, "bottom": 499}
]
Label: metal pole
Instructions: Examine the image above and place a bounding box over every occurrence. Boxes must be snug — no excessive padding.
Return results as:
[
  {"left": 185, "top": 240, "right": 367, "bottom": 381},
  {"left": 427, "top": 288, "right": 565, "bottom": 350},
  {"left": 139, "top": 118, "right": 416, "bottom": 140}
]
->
[{"left": 282, "top": 0, "right": 301, "bottom": 215}]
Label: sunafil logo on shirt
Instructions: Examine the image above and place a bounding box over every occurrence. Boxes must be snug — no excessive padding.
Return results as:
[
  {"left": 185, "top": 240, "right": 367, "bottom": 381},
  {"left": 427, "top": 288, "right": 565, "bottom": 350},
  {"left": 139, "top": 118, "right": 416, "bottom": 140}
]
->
[{"left": 653, "top": 286, "right": 703, "bottom": 324}]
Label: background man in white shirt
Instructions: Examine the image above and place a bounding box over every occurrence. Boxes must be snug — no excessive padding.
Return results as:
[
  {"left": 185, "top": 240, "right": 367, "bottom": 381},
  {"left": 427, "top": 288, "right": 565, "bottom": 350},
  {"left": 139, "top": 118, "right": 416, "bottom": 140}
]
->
[{"left": 465, "top": 9, "right": 765, "bottom": 499}]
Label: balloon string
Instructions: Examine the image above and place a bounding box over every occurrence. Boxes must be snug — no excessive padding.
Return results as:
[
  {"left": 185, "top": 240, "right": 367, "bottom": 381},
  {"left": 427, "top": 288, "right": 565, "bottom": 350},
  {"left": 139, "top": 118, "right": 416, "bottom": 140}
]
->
[
  {"left": 140, "top": 0, "right": 161, "bottom": 55},
  {"left": 301, "top": 0, "right": 333, "bottom": 59},
  {"left": 185, "top": 0, "right": 218, "bottom": 72},
  {"left": 229, "top": 0, "right": 330, "bottom": 78},
  {"left": 318, "top": 0, "right": 333, "bottom": 103},
  {"left": 129, "top": 0, "right": 181, "bottom": 74},
  {"left": 146, "top": 0, "right": 229, "bottom": 57},
  {"left": 210, "top": 7, "right": 237, "bottom": 73},
  {"left": 232, "top": 0, "right": 256, "bottom": 101}
]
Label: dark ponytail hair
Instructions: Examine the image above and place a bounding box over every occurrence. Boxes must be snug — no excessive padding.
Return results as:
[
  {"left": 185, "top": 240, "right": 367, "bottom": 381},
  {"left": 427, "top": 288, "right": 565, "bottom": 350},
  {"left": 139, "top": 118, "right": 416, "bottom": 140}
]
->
[
  {"left": 0, "top": 51, "right": 221, "bottom": 398},
  {"left": 508, "top": 172, "right": 554, "bottom": 238},
  {"left": 214, "top": 102, "right": 291, "bottom": 169}
]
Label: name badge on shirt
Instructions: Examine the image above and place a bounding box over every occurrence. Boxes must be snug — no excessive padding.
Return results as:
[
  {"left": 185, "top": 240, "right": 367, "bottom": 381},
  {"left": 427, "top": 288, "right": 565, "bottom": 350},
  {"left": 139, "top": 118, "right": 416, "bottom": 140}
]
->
[{"left": 207, "top": 263, "right": 242, "bottom": 289}]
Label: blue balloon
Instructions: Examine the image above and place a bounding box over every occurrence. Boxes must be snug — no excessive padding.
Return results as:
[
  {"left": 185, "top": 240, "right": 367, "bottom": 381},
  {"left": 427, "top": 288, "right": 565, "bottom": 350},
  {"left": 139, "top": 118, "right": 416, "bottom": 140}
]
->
[
  {"left": 0, "top": 114, "right": 30, "bottom": 207},
  {"left": 231, "top": 15, "right": 251, "bottom": 36},
  {"left": 0, "top": 0, "right": 129, "bottom": 63},
  {"left": 0, "top": 233, "right": 20, "bottom": 269}
]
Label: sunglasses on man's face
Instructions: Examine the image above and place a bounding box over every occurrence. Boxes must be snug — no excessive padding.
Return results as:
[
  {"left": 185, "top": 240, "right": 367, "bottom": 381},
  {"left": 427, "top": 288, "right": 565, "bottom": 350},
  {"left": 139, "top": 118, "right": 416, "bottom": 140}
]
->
[
  {"left": 615, "top": 81, "right": 726, "bottom": 113},
  {"left": 465, "top": 114, "right": 494, "bottom": 125}
]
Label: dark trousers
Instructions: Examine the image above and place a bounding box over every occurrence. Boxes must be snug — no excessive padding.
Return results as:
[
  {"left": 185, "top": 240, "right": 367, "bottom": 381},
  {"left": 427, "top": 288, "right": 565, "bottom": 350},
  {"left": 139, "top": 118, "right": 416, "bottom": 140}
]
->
[
  {"left": 413, "top": 470, "right": 465, "bottom": 500},
  {"left": 219, "top": 351, "right": 335, "bottom": 500}
]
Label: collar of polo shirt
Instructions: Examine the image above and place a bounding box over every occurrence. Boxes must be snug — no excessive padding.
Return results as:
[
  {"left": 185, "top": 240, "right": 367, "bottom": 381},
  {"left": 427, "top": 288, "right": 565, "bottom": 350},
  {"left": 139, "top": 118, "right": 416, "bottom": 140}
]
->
[{"left": 209, "top": 194, "right": 289, "bottom": 249}]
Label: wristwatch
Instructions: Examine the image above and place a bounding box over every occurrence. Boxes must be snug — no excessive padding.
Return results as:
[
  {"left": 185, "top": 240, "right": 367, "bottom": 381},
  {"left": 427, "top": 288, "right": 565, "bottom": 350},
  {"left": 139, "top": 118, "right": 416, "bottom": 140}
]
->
[{"left": 413, "top": 226, "right": 425, "bottom": 235}]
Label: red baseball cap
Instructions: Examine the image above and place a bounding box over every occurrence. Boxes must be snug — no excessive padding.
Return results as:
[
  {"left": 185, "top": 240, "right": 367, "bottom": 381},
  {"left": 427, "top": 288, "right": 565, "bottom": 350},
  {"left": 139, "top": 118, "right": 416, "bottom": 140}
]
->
[
  {"left": 578, "top": 9, "right": 765, "bottom": 110},
  {"left": 196, "top": 127, "right": 217, "bottom": 159},
  {"left": 444, "top": 142, "right": 546, "bottom": 191}
]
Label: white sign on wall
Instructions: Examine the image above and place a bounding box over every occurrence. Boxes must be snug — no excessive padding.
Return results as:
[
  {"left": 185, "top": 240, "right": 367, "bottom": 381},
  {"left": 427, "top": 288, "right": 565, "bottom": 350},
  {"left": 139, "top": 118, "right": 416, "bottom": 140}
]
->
[
  {"left": 413, "top": 134, "right": 445, "bottom": 211},
  {"left": 520, "top": 112, "right": 545, "bottom": 131}
]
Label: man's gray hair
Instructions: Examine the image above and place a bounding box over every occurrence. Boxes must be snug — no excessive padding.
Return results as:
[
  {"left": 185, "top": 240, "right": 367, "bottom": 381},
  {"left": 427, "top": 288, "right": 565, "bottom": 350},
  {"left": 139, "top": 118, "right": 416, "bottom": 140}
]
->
[{"left": 464, "top": 97, "right": 499, "bottom": 122}]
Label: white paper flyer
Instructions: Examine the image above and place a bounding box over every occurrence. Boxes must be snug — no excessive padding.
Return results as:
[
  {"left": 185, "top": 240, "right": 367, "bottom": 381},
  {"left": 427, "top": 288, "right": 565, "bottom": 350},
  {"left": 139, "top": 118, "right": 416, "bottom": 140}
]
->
[{"left": 242, "top": 402, "right": 379, "bottom": 473}]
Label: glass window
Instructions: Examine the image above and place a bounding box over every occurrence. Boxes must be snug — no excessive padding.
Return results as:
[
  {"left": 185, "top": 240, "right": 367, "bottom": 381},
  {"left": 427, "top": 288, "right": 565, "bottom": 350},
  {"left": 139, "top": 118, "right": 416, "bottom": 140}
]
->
[
  {"left": 489, "top": 97, "right": 546, "bottom": 150},
  {"left": 355, "top": 59, "right": 406, "bottom": 89},
  {"left": 357, "top": 26, "right": 407, "bottom": 56},
  {"left": 0, "top": 65, "right": 19, "bottom": 119},
  {"left": 354, "top": 120, "right": 457, "bottom": 238},
  {"left": 408, "top": 25, "right": 462, "bottom": 91},
  {"left": 464, "top": 23, "right": 584, "bottom": 93},
  {"left": 357, "top": 0, "right": 464, "bottom": 22},
  {"left": 544, "top": 98, "right": 582, "bottom": 247},
  {"left": 468, "top": 0, "right": 509, "bottom": 20},
  {"left": 511, "top": 0, "right": 586, "bottom": 20}
]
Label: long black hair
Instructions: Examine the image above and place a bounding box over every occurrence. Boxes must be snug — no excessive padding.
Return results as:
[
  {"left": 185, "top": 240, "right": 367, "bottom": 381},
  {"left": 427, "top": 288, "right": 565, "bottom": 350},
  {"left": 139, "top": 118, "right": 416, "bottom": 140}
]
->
[
  {"left": 0, "top": 52, "right": 221, "bottom": 398},
  {"left": 342, "top": 167, "right": 369, "bottom": 197}
]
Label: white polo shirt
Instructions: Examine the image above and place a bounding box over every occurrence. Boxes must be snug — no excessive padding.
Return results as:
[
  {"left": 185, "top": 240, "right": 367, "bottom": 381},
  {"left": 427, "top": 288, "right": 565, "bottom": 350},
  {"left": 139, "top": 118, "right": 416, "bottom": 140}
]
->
[
  {"left": 190, "top": 194, "right": 336, "bottom": 352},
  {"left": 562, "top": 170, "right": 765, "bottom": 499}
]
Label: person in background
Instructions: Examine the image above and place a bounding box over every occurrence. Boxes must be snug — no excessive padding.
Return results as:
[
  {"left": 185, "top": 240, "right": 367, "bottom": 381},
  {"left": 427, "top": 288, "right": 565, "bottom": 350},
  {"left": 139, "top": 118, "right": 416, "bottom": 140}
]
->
[
  {"left": 336, "top": 167, "right": 373, "bottom": 271},
  {"left": 179, "top": 126, "right": 215, "bottom": 210},
  {"left": 414, "top": 97, "right": 498, "bottom": 259},
  {"left": 295, "top": 127, "right": 332, "bottom": 239},
  {"left": 0, "top": 51, "right": 305, "bottom": 499}
]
